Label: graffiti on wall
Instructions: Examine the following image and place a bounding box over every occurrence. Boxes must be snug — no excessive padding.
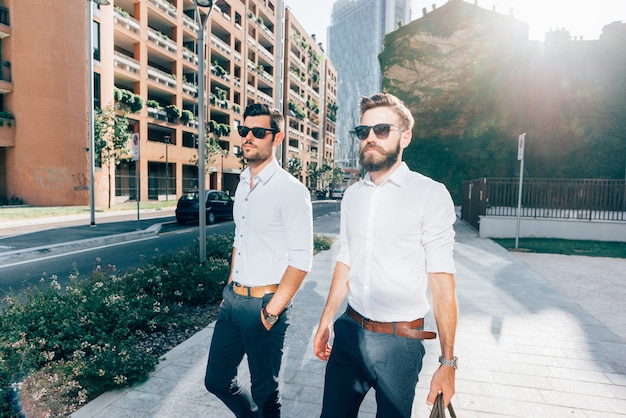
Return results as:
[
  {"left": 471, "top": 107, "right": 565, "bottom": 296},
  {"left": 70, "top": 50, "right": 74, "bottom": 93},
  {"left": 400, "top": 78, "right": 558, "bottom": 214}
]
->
[{"left": 34, "top": 169, "right": 89, "bottom": 191}]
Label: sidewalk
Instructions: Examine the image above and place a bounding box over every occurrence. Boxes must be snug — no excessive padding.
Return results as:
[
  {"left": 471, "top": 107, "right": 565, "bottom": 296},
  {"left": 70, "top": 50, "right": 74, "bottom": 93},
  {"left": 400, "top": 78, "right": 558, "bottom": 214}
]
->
[{"left": 70, "top": 220, "right": 626, "bottom": 417}]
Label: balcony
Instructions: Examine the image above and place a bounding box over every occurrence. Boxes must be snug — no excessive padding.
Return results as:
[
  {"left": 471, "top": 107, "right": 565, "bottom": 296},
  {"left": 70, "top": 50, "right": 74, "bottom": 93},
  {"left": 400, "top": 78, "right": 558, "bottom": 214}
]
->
[
  {"left": 0, "top": 6, "right": 11, "bottom": 39},
  {"left": 148, "top": 0, "right": 177, "bottom": 20},
  {"left": 147, "top": 106, "right": 168, "bottom": 122},
  {"left": 183, "top": 14, "right": 199, "bottom": 33},
  {"left": 183, "top": 81, "right": 198, "bottom": 97},
  {"left": 113, "top": 9, "right": 140, "bottom": 36},
  {"left": 211, "top": 35, "right": 232, "bottom": 56},
  {"left": 182, "top": 47, "right": 198, "bottom": 65},
  {"left": 113, "top": 52, "right": 140, "bottom": 76},
  {"left": 0, "top": 61, "right": 11, "bottom": 93},
  {"left": 148, "top": 28, "right": 177, "bottom": 55},
  {"left": 289, "top": 127, "right": 304, "bottom": 141},
  {"left": 258, "top": 70, "right": 273, "bottom": 84},
  {"left": 147, "top": 65, "right": 177, "bottom": 89},
  {"left": 257, "top": 90, "right": 273, "bottom": 105},
  {"left": 258, "top": 45, "right": 273, "bottom": 63}
]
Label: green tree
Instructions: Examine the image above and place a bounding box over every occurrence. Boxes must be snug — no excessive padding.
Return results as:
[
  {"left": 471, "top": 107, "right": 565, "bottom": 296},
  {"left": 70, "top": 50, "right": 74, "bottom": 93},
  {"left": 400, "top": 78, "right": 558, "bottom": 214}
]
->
[
  {"left": 94, "top": 104, "right": 131, "bottom": 208},
  {"left": 288, "top": 157, "right": 303, "bottom": 179},
  {"left": 307, "top": 161, "right": 320, "bottom": 189},
  {"left": 329, "top": 167, "right": 344, "bottom": 188}
]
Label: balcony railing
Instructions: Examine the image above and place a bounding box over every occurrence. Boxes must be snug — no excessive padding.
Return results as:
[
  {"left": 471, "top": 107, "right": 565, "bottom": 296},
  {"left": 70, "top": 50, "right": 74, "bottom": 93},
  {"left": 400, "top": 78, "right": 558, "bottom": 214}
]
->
[
  {"left": 257, "top": 90, "right": 273, "bottom": 105},
  {"left": 183, "top": 14, "right": 199, "bottom": 32},
  {"left": 259, "top": 70, "right": 273, "bottom": 84},
  {"left": 182, "top": 47, "right": 198, "bottom": 65},
  {"left": 113, "top": 9, "right": 140, "bottom": 35},
  {"left": 211, "top": 35, "right": 231, "bottom": 55},
  {"left": 148, "top": 28, "right": 177, "bottom": 54},
  {"left": 148, "top": 0, "right": 176, "bottom": 20},
  {"left": 113, "top": 51, "right": 140, "bottom": 75},
  {"left": 183, "top": 82, "right": 198, "bottom": 97},
  {"left": 147, "top": 66, "right": 177, "bottom": 89},
  {"left": 258, "top": 45, "right": 273, "bottom": 63},
  {"left": 147, "top": 106, "right": 168, "bottom": 121}
]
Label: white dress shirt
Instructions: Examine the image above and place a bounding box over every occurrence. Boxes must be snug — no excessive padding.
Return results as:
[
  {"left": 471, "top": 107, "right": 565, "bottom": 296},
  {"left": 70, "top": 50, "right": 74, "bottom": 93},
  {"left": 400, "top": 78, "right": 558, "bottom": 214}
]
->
[
  {"left": 232, "top": 158, "right": 313, "bottom": 286},
  {"left": 337, "top": 162, "right": 456, "bottom": 322}
]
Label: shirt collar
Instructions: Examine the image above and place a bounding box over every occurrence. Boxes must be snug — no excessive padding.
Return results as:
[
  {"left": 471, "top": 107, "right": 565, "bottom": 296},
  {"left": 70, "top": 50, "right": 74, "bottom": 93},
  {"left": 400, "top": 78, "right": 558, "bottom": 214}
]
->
[
  {"left": 361, "top": 162, "right": 409, "bottom": 188},
  {"left": 241, "top": 158, "right": 280, "bottom": 185}
]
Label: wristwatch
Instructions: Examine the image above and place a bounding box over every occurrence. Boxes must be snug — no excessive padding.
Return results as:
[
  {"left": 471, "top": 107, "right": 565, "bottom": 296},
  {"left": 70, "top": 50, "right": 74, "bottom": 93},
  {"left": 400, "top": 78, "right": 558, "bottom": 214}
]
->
[
  {"left": 262, "top": 307, "right": 279, "bottom": 325},
  {"left": 438, "top": 356, "right": 458, "bottom": 370}
]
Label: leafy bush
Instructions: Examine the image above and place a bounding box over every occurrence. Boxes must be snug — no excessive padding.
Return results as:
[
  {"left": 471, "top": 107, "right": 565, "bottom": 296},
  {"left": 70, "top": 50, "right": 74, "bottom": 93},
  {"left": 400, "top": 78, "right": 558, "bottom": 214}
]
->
[
  {"left": 314, "top": 235, "right": 334, "bottom": 253},
  {"left": 0, "top": 235, "right": 233, "bottom": 417}
]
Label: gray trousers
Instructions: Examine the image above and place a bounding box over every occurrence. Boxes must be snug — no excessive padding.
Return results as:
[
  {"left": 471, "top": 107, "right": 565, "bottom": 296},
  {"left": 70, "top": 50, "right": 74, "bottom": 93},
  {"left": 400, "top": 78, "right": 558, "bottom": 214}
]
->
[
  {"left": 205, "top": 283, "right": 290, "bottom": 418},
  {"left": 321, "top": 310, "right": 426, "bottom": 418}
]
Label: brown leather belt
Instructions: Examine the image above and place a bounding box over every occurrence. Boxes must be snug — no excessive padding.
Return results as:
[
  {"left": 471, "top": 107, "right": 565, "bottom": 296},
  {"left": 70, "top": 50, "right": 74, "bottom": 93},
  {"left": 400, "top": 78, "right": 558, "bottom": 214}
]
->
[
  {"left": 232, "top": 282, "right": 278, "bottom": 298},
  {"left": 347, "top": 306, "right": 436, "bottom": 340}
]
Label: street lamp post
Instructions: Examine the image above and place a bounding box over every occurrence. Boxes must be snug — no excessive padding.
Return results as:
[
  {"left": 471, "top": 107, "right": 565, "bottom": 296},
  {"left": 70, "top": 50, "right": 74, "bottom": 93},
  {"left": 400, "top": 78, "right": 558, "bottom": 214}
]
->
[
  {"left": 164, "top": 135, "right": 170, "bottom": 201},
  {"left": 87, "top": 0, "right": 110, "bottom": 227},
  {"left": 195, "top": 0, "right": 214, "bottom": 263}
]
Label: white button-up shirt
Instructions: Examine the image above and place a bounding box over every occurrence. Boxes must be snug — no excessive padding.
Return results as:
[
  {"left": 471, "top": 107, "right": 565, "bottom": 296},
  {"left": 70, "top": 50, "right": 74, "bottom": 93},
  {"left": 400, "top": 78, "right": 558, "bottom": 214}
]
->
[
  {"left": 232, "top": 158, "right": 313, "bottom": 286},
  {"left": 337, "top": 162, "right": 456, "bottom": 322}
]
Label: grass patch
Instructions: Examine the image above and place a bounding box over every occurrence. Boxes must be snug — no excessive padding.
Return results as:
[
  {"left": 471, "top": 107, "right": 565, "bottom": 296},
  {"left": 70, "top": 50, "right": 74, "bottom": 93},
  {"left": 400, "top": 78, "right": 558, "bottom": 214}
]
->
[
  {"left": 0, "top": 202, "right": 177, "bottom": 220},
  {"left": 492, "top": 238, "right": 626, "bottom": 258}
]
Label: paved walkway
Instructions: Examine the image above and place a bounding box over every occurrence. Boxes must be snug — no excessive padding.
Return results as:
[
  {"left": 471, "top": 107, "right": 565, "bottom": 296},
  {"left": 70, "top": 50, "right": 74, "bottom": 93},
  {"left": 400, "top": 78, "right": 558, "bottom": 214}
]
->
[{"left": 69, "top": 219, "right": 626, "bottom": 417}]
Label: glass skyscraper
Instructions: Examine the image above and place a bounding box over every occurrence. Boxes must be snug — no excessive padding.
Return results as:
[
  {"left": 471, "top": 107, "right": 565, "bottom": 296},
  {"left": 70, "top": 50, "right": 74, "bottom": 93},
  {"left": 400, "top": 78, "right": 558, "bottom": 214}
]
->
[{"left": 328, "top": 0, "right": 411, "bottom": 171}]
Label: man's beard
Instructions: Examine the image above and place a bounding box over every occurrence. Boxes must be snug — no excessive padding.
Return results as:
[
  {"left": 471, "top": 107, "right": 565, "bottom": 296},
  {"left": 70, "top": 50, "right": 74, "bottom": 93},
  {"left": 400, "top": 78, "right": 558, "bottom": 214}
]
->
[
  {"left": 359, "top": 141, "right": 401, "bottom": 172},
  {"left": 243, "top": 140, "right": 273, "bottom": 163}
]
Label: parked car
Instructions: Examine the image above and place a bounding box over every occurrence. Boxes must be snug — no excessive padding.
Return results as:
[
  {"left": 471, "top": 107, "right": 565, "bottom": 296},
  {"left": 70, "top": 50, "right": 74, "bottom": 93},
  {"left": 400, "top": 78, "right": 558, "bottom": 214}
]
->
[
  {"left": 331, "top": 189, "right": 344, "bottom": 199},
  {"left": 175, "top": 190, "right": 234, "bottom": 225}
]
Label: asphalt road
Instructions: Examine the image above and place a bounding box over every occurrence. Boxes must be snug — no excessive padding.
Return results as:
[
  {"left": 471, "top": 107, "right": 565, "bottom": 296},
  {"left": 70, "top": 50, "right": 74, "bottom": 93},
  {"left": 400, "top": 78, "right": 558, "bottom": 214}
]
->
[{"left": 0, "top": 200, "right": 341, "bottom": 297}]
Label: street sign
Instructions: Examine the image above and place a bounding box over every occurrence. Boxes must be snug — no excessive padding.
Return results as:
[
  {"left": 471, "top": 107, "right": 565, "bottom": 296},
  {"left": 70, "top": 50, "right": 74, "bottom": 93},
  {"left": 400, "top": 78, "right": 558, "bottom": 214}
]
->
[
  {"left": 517, "top": 133, "right": 525, "bottom": 161},
  {"left": 131, "top": 133, "right": 140, "bottom": 161}
]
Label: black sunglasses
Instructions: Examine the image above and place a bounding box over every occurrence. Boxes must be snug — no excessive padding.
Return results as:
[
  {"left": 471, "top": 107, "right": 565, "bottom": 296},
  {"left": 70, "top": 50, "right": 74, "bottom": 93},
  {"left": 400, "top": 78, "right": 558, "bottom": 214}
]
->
[
  {"left": 237, "top": 126, "right": 279, "bottom": 139},
  {"left": 353, "top": 123, "right": 402, "bottom": 140}
]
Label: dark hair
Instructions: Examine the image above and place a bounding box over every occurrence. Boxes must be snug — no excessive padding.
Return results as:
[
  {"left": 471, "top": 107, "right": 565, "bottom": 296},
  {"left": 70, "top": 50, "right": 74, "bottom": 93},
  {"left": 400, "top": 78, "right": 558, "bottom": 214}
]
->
[
  {"left": 359, "top": 93, "right": 414, "bottom": 132},
  {"left": 243, "top": 103, "right": 284, "bottom": 132}
]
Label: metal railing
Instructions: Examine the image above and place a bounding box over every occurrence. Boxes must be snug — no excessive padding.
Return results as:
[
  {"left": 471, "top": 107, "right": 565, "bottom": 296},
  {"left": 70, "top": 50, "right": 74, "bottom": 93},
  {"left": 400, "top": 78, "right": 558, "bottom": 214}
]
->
[{"left": 462, "top": 178, "right": 626, "bottom": 230}]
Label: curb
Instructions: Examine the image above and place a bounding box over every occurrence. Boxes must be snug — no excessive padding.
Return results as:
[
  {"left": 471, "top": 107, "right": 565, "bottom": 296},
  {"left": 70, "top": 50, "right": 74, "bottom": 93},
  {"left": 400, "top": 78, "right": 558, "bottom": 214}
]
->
[{"left": 0, "top": 223, "right": 165, "bottom": 267}]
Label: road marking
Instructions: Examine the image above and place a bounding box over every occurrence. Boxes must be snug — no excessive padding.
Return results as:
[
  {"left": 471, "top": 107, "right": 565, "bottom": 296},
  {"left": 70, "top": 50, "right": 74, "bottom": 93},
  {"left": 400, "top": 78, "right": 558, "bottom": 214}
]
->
[{"left": 0, "top": 236, "right": 159, "bottom": 269}]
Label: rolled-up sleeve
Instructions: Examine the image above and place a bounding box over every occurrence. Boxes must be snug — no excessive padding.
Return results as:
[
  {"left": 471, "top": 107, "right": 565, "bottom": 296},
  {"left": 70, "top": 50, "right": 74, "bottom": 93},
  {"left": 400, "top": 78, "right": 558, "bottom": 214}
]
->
[
  {"left": 423, "top": 183, "right": 456, "bottom": 274},
  {"left": 282, "top": 183, "right": 314, "bottom": 272}
]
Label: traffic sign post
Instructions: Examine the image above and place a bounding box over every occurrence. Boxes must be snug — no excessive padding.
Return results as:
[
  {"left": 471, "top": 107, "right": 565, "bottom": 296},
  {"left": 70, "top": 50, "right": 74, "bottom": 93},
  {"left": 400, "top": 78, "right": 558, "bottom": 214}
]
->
[{"left": 515, "top": 133, "right": 526, "bottom": 249}]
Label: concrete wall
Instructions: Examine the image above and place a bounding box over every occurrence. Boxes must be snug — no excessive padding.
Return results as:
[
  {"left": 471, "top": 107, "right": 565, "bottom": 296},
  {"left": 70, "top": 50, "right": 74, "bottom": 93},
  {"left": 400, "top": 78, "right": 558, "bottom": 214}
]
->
[{"left": 479, "top": 216, "right": 626, "bottom": 242}]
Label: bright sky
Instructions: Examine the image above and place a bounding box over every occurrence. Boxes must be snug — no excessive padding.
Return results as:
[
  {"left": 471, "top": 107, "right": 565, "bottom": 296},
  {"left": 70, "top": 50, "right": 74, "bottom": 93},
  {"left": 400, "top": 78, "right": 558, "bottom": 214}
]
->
[{"left": 284, "top": 0, "right": 626, "bottom": 48}]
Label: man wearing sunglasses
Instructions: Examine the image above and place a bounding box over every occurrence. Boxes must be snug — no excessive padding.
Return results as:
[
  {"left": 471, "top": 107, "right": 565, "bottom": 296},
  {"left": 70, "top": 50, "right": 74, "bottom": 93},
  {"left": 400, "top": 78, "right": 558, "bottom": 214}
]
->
[
  {"left": 205, "top": 103, "right": 313, "bottom": 417},
  {"left": 313, "top": 93, "right": 458, "bottom": 417}
]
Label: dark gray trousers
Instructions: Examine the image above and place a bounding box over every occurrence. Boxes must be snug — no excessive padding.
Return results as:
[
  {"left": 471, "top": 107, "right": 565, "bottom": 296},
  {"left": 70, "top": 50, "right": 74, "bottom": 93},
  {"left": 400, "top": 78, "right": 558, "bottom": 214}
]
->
[
  {"left": 205, "top": 283, "right": 290, "bottom": 418},
  {"left": 321, "top": 310, "right": 426, "bottom": 418}
]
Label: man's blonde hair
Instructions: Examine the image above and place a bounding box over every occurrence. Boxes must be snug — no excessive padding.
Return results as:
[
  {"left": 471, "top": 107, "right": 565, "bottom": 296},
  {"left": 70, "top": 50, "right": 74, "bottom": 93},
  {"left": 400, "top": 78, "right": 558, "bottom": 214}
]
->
[{"left": 359, "top": 93, "right": 414, "bottom": 132}]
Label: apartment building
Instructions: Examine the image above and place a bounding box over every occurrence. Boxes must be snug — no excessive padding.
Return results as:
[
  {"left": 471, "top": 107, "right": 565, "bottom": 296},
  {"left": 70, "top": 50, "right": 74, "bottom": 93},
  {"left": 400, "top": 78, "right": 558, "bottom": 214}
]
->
[
  {"left": 0, "top": 0, "right": 336, "bottom": 207},
  {"left": 283, "top": 8, "right": 337, "bottom": 190}
]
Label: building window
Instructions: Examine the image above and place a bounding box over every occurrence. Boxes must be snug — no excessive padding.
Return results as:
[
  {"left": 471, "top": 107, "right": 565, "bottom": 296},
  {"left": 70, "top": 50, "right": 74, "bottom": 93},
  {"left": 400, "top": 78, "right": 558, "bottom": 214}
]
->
[
  {"left": 93, "top": 73, "right": 101, "bottom": 110},
  {"left": 92, "top": 21, "right": 101, "bottom": 61}
]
